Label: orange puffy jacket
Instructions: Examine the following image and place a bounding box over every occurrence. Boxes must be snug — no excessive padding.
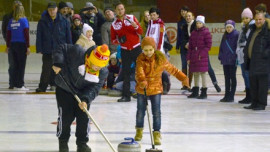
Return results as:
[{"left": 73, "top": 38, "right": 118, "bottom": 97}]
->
[{"left": 135, "top": 51, "right": 188, "bottom": 96}]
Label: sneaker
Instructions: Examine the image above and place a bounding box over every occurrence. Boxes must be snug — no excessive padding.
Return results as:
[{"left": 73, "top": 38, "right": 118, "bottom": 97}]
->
[
  {"left": 15, "top": 86, "right": 29, "bottom": 91},
  {"left": 8, "top": 86, "right": 14, "bottom": 89}
]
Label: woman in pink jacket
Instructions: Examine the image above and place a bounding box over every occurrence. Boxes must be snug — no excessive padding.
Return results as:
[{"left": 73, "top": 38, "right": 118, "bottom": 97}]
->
[{"left": 187, "top": 15, "right": 212, "bottom": 99}]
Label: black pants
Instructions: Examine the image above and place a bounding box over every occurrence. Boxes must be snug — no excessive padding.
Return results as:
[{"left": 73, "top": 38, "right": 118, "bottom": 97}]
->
[
  {"left": 121, "top": 46, "right": 142, "bottom": 97},
  {"left": 249, "top": 74, "right": 268, "bottom": 108},
  {"left": 38, "top": 54, "right": 55, "bottom": 91},
  {"left": 107, "top": 72, "right": 116, "bottom": 89},
  {"left": 56, "top": 87, "right": 90, "bottom": 144},
  {"left": 223, "top": 65, "right": 237, "bottom": 100},
  {"left": 208, "top": 58, "right": 218, "bottom": 84},
  {"left": 8, "top": 42, "right": 27, "bottom": 88}
]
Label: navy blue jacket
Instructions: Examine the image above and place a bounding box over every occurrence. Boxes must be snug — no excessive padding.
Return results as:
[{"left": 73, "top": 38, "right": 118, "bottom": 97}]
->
[
  {"left": 180, "top": 21, "right": 196, "bottom": 54},
  {"left": 176, "top": 18, "right": 186, "bottom": 50},
  {"left": 53, "top": 44, "right": 108, "bottom": 104},
  {"left": 36, "top": 12, "right": 72, "bottom": 54}
]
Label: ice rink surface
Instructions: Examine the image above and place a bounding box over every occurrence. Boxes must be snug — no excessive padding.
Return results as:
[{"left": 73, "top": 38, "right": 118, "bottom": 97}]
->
[{"left": 0, "top": 53, "right": 269, "bottom": 152}]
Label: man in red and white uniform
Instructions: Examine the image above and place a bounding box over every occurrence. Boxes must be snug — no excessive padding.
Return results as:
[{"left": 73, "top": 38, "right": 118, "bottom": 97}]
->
[
  {"left": 146, "top": 7, "right": 165, "bottom": 53},
  {"left": 111, "top": 2, "right": 142, "bottom": 102}
]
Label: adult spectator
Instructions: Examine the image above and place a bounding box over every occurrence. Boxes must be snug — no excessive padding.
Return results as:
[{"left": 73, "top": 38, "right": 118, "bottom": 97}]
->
[
  {"left": 254, "top": 3, "right": 270, "bottom": 93},
  {"left": 111, "top": 2, "right": 143, "bottom": 102},
  {"left": 2, "top": 0, "right": 22, "bottom": 89},
  {"left": 80, "top": 2, "right": 106, "bottom": 45},
  {"left": 71, "top": 14, "right": 83, "bottom": 44},
  {"left": 58, "top": 1, "right": 71, "bottom": 23},
  {"left": 140, "top": 10, "right": 150, "bottom": 38},
  {"left": 35, "top": 1, "right": 72, "bottom": 93},
  {"left": 243, "top": 13, "right": 270, "bottom": 110},
  {"left": 255, "top": 3, "right": 270, "bottom": 18},
  {"left": 6, "top": 3, "right": 30, "bottom": 90},
  {"left": 101, "top": 7, "right": 118, "bottom": 54},
  {"left": 66, "top": 2, "right": 74, "bottom": 17},
  {"left": 176, "top": 5, "right": 189, "bottom": 54}
]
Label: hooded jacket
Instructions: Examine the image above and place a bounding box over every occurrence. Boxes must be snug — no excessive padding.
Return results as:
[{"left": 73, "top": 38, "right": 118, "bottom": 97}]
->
[{"left": 53, "top": 44, "right": 108, "bottom": 104}]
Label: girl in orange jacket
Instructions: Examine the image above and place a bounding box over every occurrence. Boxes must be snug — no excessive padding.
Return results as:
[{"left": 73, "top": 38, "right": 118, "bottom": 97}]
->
[{"left": 134, "top": 36, "right": 189, "bottom": 145}]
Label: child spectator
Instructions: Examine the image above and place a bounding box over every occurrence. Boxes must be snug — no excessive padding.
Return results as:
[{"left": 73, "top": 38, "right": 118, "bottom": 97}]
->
[
  {"left": 76, "top": 24, "right": 95, "bottom": 51},
  {"left": 187, "top": 15, "right": 212, "bottom": 99},
  {"left": 219, "top": 20, "right": 239, "bottom": 102},
  {"left": 237, "top": 8, "right": 254, "bottom": 104},
  {"left": 71, "top": 14, "right": 83, "bottom": 44},
  {"left": 107, "top": 52, "right": 120, "bottom": 89},
  {"left": 134, "top": 37, "right": 189, "bottom": 145}
]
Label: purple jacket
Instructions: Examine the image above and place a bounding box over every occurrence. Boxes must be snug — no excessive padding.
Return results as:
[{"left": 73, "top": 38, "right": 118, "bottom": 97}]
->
[
  {"left": 218, "top": 29, "right": 239, "bottom": 65},
  {"left": 187, "top": 27, "right": 212, "bottom": 72}
]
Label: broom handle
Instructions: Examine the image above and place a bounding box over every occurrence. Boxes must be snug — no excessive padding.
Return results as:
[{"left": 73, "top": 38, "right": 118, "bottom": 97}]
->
[
  {"left": 59, "top": 73, "right": 117, "bottom": 152},
  {"left": 144, "top": 88, "right": 155, "bottom": 149}
]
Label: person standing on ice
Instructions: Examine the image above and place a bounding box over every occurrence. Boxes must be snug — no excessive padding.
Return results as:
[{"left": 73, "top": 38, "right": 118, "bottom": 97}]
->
[
  {"left": 134, "top": 37, "right": 189, "bottom": 145},
  {"left": 52, "top": 44, "right": 110, "bottom": 152},
  {"left": 218, "top": 20, "right": 239, "bottom": 102},
  {"left": 187, "top": 15, "right": 212, "bottom": 99}
]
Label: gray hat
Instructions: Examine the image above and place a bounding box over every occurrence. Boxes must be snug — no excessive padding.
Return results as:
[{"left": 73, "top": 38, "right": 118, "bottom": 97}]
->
[
  {"left": 66, "top": 2, "right": 73, "bottom": 9},
  {"left": 85, "top": 2, "right": 94, "bottom": 8}
]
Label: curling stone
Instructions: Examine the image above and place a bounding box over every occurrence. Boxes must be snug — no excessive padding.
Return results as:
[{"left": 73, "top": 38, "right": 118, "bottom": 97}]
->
[{"left": 118, "top": 137, "right": 141, "bottom": 152}]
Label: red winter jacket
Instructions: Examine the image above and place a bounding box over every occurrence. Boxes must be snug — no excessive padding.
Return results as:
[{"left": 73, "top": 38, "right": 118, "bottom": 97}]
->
[{"left": 111, "top": 14, "right": 143, "bottom": 50}]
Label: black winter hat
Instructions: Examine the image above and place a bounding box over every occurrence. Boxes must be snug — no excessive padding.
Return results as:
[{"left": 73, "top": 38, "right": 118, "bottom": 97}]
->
[{"left": 58, "top": 1, "right": 68, "bottom": 10}]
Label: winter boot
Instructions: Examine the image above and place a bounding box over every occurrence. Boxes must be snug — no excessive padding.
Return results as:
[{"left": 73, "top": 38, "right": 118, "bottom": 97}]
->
[
  {"left": 59, "top": 140, "right": 69, "bottom": 152},
  {"left": 77, "top": 142, "right": 91, "bottom": 152},
  {"left": 197, "top": 88, "right": 207, "bottom": 99},
  {"left": 214, "top": 83, "right": 221, "bottom": 92},
  {"left": 134, "top": 127, "right": 143, "bottom": 141},
  {"left": 153, "top": 131, "right": 161, "bottom": 145},
  {"left": 187, "top": 87, "right": 199, "bottom": 98},
  {"left": 239, "top": 88, "right": 251, "bottom": 104}
]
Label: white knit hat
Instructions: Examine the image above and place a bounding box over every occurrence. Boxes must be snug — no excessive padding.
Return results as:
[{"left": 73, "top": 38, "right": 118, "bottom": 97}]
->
[
  {"left": 196, "top": 15, "right": 205, "bottom": 24},
  {"left": 110, "top": 52, "right": 117, "bottom": 59},
  {"left": 83, "top": 24, "right": 94, "bottom": 36}
]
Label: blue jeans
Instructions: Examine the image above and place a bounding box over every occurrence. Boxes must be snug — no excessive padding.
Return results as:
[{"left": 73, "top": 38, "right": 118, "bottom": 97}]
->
[
  {"left": 136, "top": 93, "right": 161, "bottom": 131},
  {"left": 115, "top": 81, "right": 136, "bottom": 93},
  {"left": 240, "top": 63, "right": 250, "bottom": 88}
]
